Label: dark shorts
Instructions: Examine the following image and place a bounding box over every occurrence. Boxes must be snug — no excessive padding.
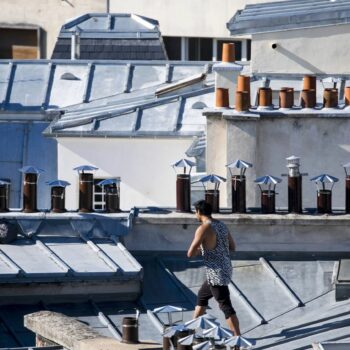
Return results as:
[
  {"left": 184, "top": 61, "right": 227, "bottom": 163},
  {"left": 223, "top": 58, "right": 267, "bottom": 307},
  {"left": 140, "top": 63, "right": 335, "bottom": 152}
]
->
[{"left": 197, "top": 280, "right": 236, "bottom": 319}]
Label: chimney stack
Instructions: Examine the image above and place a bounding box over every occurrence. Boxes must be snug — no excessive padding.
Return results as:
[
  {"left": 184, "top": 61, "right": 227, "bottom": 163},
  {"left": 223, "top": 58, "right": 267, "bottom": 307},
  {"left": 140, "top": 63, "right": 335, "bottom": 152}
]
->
[{"left": 213, "top": 43, "right": 243, "bottom": 107}]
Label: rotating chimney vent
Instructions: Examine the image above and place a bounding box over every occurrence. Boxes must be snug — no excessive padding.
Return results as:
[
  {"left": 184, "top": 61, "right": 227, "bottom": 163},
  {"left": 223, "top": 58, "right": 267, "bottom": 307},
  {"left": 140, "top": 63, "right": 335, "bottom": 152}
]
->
[
  {"left": 226, "top": 159, "right": 253, "bottom": 213},
  {"left": 97, "top": 178, "right": 121, "bottom": 213},
  {"left": 19, "top": 166, "right": 45, "bottom": 213},
  {"left": 255, "top": 175, "right": 282, "bottom": 214},
  {"left": 193, "top": 174, "right": 226, "bottom": 213},
  {"left": 73, "top": 165, "right": 98, "bottom": 212},
  {"left": 310, "top": 174, "right": 339, "bottom": 214},
  {"left": 172, "top": 159, "right": 195, "bottom": 213},
  {"left": 47, "top": 180, "right": 70, "bottom": 213}
]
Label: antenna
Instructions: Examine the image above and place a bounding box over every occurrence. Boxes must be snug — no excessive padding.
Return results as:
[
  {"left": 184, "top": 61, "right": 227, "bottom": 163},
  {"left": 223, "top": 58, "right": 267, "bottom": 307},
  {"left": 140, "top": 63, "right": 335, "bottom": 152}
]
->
[{"left": 106, "top": 0, "right": 110, "bottom": 13}]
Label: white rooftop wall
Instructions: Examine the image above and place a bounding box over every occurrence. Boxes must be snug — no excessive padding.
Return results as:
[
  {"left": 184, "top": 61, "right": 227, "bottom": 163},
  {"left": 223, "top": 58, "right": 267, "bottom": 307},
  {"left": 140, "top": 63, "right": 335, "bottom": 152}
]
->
[
  {"left": 251, "top": 24, "right": 350, "bottom": 74},
  {"left": 57, "top": 137, "right": 193, "bottom": 210}
]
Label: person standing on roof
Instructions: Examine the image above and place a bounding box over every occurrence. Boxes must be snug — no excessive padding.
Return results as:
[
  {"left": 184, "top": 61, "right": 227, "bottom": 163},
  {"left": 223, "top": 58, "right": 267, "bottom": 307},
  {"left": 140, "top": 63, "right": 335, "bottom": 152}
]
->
[{"left": 187, "top": 200, "right": 241, "bottom": 336}]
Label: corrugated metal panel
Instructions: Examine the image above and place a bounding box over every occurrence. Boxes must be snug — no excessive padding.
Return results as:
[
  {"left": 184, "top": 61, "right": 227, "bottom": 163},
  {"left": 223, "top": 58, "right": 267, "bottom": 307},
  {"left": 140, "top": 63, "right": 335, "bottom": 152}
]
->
[
  {"left": 96, "top": 111, "right": 137, "bottom": 133},
  {"left": 180, "top": 93, "right": 211, "bottom": 131},
  {"left": 0, "top": 61, "right": 213, "bottom": 112},
  {"left": 49, "top": 65, "right": 87, "bottom": 108},
  {"left": 89, "top": 64, "right": 128, "bottom": 100},
  {"left": 270, "top": 260, "right": 334, "bottom": 303},
  {"left": 0, "top": 63, "right": 11, "bottom": 106},
  {"left": 172, "top": 65, "right": 206, "bottom": 82},
  {"left": 42, "top": 237, "right": 116, "bottom": 275},
  {"left": 138, "top": 101, "right": 178, "bottom": 133},
  {"left": 8, "top": 64, "right": 47, "bottom": 110},
  {"left": 132, "top": 65, "right": 166, "bottom": 91},
  {"left": 1, "top": 239, "right": 65, "bottom": 276}
]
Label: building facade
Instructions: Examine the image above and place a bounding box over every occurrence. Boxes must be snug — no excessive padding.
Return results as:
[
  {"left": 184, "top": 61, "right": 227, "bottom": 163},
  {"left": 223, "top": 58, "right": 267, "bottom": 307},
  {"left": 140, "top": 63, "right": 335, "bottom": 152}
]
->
[
  {"left": 228, "top": 0, "right": 350, "bottom": 74},
  {"left": 0, "top": 0, "right": 284, "bottom": 60}
]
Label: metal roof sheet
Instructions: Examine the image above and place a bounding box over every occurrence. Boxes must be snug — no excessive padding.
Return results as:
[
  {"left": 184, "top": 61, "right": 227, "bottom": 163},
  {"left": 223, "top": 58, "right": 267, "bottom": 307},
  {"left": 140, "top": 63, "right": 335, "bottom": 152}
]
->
[
  {"left": 44, "top": 79, "right": 213, "bottom": 138},
  {"left": 1, "top": 254, "right": 350, "bottom": 349},
  {"left": 227, "top": 0, "right": 350, "bottom": 35},
  {"left": 0, "top": 60, "right": 212, "bottom": 114}
]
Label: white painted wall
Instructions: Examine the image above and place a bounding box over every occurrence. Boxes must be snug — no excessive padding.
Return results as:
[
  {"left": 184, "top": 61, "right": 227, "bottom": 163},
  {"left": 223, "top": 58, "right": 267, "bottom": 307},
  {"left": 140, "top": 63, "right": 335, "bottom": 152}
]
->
[
  {"left": 57, "top": 137, "right": 193, "bottom": 210},
  {"left": 251, "top": 24, "right": 350, "bottom": 74},
  {"left": 1, "top": 0, "right": 284, "bottom": 58}
]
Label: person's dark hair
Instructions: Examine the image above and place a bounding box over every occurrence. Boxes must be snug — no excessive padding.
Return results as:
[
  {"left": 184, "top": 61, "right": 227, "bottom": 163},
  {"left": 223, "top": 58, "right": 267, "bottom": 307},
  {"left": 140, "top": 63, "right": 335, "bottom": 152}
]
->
[{"left": 194, "top": 200, "right": 212, "bottom": 216}]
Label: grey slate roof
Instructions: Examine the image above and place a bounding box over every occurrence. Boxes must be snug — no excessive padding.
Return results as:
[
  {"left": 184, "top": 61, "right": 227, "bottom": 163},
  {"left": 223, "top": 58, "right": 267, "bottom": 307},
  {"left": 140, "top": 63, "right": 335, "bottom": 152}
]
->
[
  {"left": 227, "top": 0, "right": 350, "bottom": 35},
  {"left": 51, "top": 13, "right": 167, "bottom": 60}
]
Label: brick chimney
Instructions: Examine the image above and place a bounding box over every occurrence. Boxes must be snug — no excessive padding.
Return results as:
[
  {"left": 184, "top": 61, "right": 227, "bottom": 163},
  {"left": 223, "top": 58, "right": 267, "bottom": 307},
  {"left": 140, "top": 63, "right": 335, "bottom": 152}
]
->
[{"left": 213, "top": 43, "right": 243, "bottom": 107}]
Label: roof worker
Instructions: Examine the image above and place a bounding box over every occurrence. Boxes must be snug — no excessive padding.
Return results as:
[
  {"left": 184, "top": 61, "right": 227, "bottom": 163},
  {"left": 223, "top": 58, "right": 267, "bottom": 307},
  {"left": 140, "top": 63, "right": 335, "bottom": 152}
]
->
[{"left": 187, "top": 200, "right": 241, "bottom": 336}]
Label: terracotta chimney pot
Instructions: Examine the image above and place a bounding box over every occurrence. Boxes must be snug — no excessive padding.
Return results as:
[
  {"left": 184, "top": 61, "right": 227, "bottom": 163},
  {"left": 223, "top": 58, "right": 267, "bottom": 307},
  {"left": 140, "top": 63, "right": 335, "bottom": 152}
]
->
[
  {"left": 235, "top": 91, "right": 250, "bottom": 112},
  {"left": 345, "top": 87, "right": 350, "bottom": 106},
  {"left": 303, "top": 75, "right": 316, "bottom": 90},
  {"left": 279, "top": 87, "right": 294, "bottom": 108},
  {"left": 216, "top": 87, "right": 229, "bottom": 108},
  {"left": 222, "top": 43, "right": 235, "bottom": 63},
  {"left": 323, "top": 88, "right": 338, "bottom": 108},
  {"left": 301, "top": 89, "right": 316, "bottom": 108},
  {"left": 237, "top": 75, "right": 251, "bottom": 106},
  {"left": 258, "top": 87, "right": 272, "bottom": 107}
]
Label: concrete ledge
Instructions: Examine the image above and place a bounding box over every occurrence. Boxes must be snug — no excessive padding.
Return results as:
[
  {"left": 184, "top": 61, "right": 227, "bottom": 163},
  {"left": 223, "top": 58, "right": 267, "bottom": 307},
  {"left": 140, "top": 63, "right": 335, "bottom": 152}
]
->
[
  {"left": 125, "top": 211, "right": 350, "bottom": 252},
  {"left": 134, "top": 211, "right": 350, "bottom": 226},
  {"left": 25, "top": 311, "right": 161, "bottom": 350},
  {"left": 24, "top": 311, "right": 108, "bottom": 350}
]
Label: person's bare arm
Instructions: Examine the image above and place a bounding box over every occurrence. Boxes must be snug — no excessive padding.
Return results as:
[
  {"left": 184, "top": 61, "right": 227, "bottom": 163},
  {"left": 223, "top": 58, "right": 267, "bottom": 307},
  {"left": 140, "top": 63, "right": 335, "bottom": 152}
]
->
[
  {"left": 228, "top": 232, "right": 236, "bottom": 252},
  {"left": 187, "top": 225, "right": 207, "bottom": 258}
]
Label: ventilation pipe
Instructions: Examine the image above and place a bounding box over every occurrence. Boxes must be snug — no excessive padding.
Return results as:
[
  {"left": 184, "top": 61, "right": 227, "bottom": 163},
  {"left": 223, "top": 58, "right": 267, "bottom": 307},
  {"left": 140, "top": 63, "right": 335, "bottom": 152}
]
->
[
  {"left": 97, "top": 178, "right": 121, "bottom": 213},
  {"left": 0, "top": 180, "right": 10, "bottom": 212},
  {"left": 172, "top": 159, "right": 195, "bottom": 213},
  {"left": 73, "top": 165, "right": 98, "bottom": 212},
  {"left": 226, "top": 160, "right": 253, "bottom": 213},
  {"left": 47, "top": 180, "right": 70, "bottom": 213},
  {"left": 255, "top": 175, "right": 282, "bottom": 214},
  {"left": 19, "top": 166, "right": 45, "bottom": 213}
]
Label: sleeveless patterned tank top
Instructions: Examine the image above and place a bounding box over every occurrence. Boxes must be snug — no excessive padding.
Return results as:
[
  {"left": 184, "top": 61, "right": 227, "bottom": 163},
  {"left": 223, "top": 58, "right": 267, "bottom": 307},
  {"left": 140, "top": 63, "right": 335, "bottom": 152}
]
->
[{"left": 200, "top": 220, "right": 232, "bottom": 286}]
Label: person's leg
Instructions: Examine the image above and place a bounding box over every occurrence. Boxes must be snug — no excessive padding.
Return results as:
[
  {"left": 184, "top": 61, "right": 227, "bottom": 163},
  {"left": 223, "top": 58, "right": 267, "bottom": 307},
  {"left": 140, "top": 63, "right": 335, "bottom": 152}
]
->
[
  {"left": 226, "top": 314, "right": 241, "bottom": 336},
  {"left": 193, "top": 305, "right": 207, "bottom": 318},
  {"left": 194, "top": 280, "right": 212, "bottom": 318},
  {"left": 210, "top": 285, "right": 241, "bottom": 336}
]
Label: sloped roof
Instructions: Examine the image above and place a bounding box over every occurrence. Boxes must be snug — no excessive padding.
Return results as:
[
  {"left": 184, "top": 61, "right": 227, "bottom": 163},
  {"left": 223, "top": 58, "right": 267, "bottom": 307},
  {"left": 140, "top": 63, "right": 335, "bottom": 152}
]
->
[
  {"left": 44, "top": 84, "right": 213, "bottom": 138},
  {"left": 43, "top": 63, "right": 214, "bottom": 138},
  {"left": 0, "top": 214, "right": 141, "bottom": 289},
  {"left": 57, "top": 13, "right": 160, "bottom": 39},
  {"left": 2, "top": 253, "right": 350, "bottom": 349},
  {"left": 227, "top": 0, "right": 350, "bottom": 35},
  {"left": 0, "top": 60, "right": 211, "bottom": 113},
  {"left": 51, "top": 13, "right": 167, "bottom": 60}
]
